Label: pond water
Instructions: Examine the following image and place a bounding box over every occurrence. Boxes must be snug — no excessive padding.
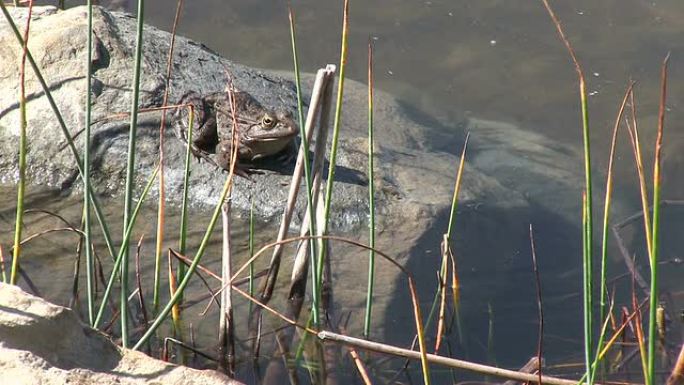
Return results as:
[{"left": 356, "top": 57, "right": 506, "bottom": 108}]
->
[
  {"left": 136, "top": 0, "right": 684, "bottom": 376},
  {"left": 3, "top": 0, "right": 684, "bottom": 383}
]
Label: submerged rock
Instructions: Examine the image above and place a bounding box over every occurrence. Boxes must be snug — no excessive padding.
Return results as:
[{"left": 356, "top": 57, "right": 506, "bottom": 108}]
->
[{"left": 0, "top": 283, "right": 242, "bottom": 385}]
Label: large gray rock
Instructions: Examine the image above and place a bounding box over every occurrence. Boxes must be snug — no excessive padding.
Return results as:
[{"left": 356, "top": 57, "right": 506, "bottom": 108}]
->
[
  {"left": 0, "top": 5, "right": 528, "bottom": 231},
  {"left": 0, "top": 283, "right": 242, "bottom": 385}
]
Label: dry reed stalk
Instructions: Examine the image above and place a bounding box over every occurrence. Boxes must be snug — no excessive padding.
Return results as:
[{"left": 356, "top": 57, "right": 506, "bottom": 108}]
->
[
  {"left": 347, "top": 347, "right": 372, "bottom": 385},
  {"left": 667, "top": 343, "right": 684, "bottom": 385},
  {"left": 530, "top": 225, "right": 545, "bottom": 385},
  {"left": 261, "top": 65, "right": 336, "bottom": 303},
  {"left": 318, "top": 331, "right": 616, "bottom": 385},
  {"left": 153, "top": 0, "right": 185, "bottom": 311},
  {"left": 218, "top": 202, "right": 235, "bottom": 375}
]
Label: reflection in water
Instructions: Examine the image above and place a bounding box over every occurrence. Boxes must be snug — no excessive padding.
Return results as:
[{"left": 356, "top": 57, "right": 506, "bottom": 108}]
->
[{"left": 3, "top": 179, "right": 681, "bottom": 383}]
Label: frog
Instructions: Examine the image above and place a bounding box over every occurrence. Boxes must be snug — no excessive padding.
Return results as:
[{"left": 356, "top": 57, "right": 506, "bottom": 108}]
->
[{"left": 173, "top": 90, "right": 298, "bottom": 174}]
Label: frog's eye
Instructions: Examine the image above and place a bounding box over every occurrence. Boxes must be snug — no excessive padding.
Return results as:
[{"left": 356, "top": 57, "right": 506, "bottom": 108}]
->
[{"left": 262, "top": 114, "right": 276, "bottom": 128}]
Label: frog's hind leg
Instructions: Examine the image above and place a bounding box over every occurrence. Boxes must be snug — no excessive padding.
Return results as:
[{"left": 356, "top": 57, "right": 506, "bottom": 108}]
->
[
  {"left": 174, "top": 91, "right": 221, "bottom": 165},
  {"left": 174, "top": 91, "right": 204, "bottom": 141}
]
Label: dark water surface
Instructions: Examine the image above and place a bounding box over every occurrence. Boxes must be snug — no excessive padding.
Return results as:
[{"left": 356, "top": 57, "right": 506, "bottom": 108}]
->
[
  {"left": 135, "top": 0, "right": 684, "bottom": 376},
  {"left": 4, "top": 1, "right": 684, "bottom": 383}
]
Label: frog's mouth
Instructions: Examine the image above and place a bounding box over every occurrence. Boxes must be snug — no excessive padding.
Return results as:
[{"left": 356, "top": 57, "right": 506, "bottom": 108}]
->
[{"left": 246, "top": 130, "right": 298, "bottom": 141}]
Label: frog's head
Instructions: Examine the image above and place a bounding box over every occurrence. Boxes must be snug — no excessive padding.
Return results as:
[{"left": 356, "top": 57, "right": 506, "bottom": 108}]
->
[
  {"left": 216, "top": 91, "right": 299, "bottom": 162},
  {"left": 240, "top": 109, "right": 298, "bottom": 160}
]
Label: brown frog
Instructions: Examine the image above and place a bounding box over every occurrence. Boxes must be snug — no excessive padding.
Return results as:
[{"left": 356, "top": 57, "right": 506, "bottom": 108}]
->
[{"left": 174, "top": 90, "right": 298, "bottom": 173}]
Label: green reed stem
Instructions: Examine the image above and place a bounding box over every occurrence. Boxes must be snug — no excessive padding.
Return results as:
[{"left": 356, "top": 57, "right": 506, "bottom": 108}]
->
[
  {"left": 363, "top": 41, "right": 375, "bottom": 339},
  {"left": 11, "top": 73, "right": 27, "bottom": 286},
  {"left": 133, "top": 169, "right": 236, "bottom": 350},
  {"left": 647, "top": 53, "right": 669, "bottom": 385},
  {"left": 83, "top": 0, "right": 95, "bottom": 325},
  {"left": 11, "top": 0, "right": 33, "bottom": 286},
  {"left": 287, "top": 8, "right": 319, "bottom": 326},
  {"left": 166, "top": 107, "right": 192, "bottom": 343},
  {"left": 317, "top": 0, "right": 350, "bottom": 327},
  {"left": 582, "top": 188, "right": 593, "bottom": 385},
  {"left": 423, "top": 134, "right": 469, "bottom": 331},
  {"left": 592, "top": 83, "right": 632, "bottom": 379},
  {"left": 248, "top": 198, "right": 255, "bottom": 307},
  {"left": 167, "top": 106, "right": 192, "bottom": 355},
  {"left": 0, "top": 2, "right": 116, "bottom": 263},
  {"left": 446, "top": 133, "right": 469, "bottom": 241},
  {"left": 119, "top": 0, "right": 146, "bottom": 348},
  {"left": 177, "top": 107, "right": 193, "bottom": 275},
  {"left": 577, "top": 34, "right": 595, "bottom": 385},
  {"left": 93, "top": 166, "right": 159, "bottom": 328},
  {"left": 540, "top": 3, "right": 595, "bottom": 381}
]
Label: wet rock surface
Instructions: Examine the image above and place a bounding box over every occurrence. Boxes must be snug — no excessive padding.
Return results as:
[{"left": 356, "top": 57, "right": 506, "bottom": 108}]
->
[
  {"left": 0, "top": 283, "right": 242, "bottom": 385},
  {"left": 0, "top": 5, "right": 530, "bottom": 231}
]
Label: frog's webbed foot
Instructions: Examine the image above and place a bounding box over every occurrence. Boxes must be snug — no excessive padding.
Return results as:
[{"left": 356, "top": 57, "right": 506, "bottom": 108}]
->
[
  {"left": 192, "top": 147, "right": 220, "bottom": 168},
  {"left": 219, "top": 164, "right": 257, "bottom": 181}
]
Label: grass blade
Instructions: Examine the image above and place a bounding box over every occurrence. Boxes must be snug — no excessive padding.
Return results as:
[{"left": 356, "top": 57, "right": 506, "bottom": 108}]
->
[
  {"left": 593, "top": 82, "right": 633, "bottom": 376},
  {"left": 178, "top": 106, "right": 193, "bottom": 257},
  {"left": 647, "top": 52, "right": 670, "bottom": 385},
  {"left": 626, "top": 89, "right": 653, "bottom": 258},
  {"left": 423, "top": 133, "right": 469, "bottom": 346}
]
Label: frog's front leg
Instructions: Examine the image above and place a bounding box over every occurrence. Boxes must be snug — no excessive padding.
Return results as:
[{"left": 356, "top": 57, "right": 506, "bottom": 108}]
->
[{"left": 216, "top": 140, "right": 254, "bottom": 179}]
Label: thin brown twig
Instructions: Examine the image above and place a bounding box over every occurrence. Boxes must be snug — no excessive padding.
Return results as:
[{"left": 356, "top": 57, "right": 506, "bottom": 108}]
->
[
  {"left": 541, "top": 0, "right": 583, "bottom": 77},
  {"left": 17, "top": 265, "right": 40, "bottom": 296},
  {"left": 340, "top": 325, "right": 372, "bottom": 385},
  {"left": 25, "top": 209, "right": 78, "bottom": 230},
  {"left": 12, "top": 227, "right": 85, "bottom": 248},
  {"left": 59, "top": 104, "right": 189, "bottom": 150},
  {"left": 164, "top": 337, "right": 218, "bottom": 363},
  {"left": 598, "top": 298, "right": 647, "bottom": 361},
  {"left": 632, "top": 275, "right": 649, "bottom": 380},
  {"left": 69, "top": 215, "right": 85, "bottom": 309}
]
